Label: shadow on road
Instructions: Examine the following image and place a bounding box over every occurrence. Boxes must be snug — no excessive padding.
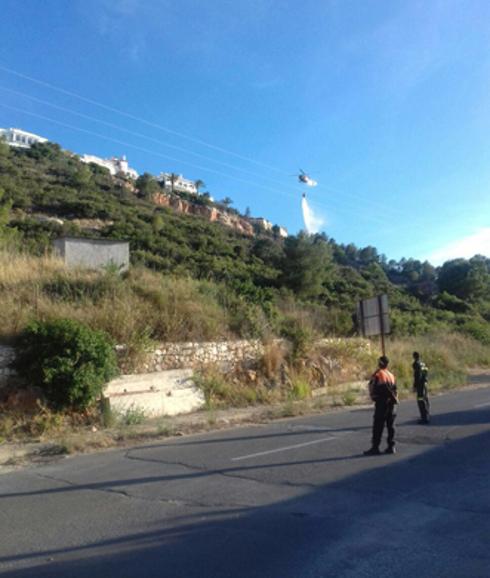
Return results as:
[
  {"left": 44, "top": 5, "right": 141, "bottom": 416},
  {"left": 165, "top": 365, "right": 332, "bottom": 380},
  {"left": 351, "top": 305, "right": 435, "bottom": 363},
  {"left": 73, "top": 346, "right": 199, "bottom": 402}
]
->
[
  {"left": 127, "top": 424, "right": 370, "bottom": 451},
  {"left": 421, "top": 406, "right": 490, "bottom": 426},
  {"left": 2, "top": 407, "right": 490, "bottom": 578}
]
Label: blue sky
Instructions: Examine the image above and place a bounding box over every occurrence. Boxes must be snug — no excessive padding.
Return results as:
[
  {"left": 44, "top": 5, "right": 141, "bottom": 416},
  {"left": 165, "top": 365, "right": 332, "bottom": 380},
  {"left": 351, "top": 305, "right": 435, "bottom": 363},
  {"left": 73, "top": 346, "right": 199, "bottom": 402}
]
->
[{"left": 0, "top": 0, "right": 489, "bottom": 264}]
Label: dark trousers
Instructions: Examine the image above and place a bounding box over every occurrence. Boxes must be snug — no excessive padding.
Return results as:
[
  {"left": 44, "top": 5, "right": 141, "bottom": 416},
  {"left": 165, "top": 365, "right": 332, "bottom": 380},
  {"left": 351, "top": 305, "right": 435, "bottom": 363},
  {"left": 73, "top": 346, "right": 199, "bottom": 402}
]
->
[
  {"left": 416, "top": 385, "right": 430, "bottom": 422},
  {"left": 372, "top": 399, "right": 396, "bottom": 449}
]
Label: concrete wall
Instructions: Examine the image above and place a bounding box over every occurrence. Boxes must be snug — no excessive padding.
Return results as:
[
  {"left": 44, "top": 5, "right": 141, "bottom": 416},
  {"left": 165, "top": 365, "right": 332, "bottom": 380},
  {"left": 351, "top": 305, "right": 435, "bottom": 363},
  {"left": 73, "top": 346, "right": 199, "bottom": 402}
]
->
[
  {"left": 105, "top": 369, "right": 205, "bottom": 417},
  {"left": 0, "top": 337, "right": 371, "bottom": 417},
  {"left": 0, "top": 346, "right": 16, "bottom": 388},
  {"left": 53, "top": 237, "right": 129, "bottom": 271}
]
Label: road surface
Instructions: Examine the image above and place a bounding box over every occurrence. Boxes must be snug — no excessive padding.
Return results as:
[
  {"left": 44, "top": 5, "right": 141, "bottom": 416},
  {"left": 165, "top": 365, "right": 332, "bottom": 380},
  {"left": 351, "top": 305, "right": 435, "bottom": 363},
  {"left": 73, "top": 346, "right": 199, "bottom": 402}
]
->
[{"left": 1, "top": 382, "right": 489, "bottom": 577}]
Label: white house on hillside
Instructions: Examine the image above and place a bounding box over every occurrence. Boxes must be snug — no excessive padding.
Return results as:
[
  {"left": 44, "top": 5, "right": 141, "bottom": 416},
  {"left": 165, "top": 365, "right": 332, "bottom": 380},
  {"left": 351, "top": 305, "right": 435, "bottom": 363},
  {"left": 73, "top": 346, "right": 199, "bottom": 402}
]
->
[
  {"left": 80, "top": 154, "right": 138, "bottom": 179},
  {"left": 250, "top": 217, "right": 273, "bottom": 232},
  {"left": 0, "top": 127, "right": 48, "bottom": 148},
  {"left": 158, "top": 173, "right": 198, "bottom": 194},
  {"left": 250, "top": 217, "right": 288, "bottom": 237}
]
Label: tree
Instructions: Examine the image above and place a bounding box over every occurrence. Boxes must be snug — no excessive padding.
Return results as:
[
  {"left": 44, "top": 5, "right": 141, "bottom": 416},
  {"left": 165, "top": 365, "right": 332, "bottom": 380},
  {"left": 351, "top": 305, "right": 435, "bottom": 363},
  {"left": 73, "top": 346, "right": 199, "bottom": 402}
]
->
[
  {"left": 220, "top": 197, "right": 233, "bottom": 208},
  {"left": 169, "top": 173, "right": 179, "bottom": 194},
  {"left": 0, "top": 136, "right": 9, "bottom": 157},
  {"left": 200, "top": 192, "right": 212, "bottom": 205},
  {"left": 136, "top": 173, "right": 160, "bottom": 199},
  {"left": 280, "top": 232, "right": 333, "bottom": 300},
  {"left": 438, "top": 257, "right": 490, "bottom": 301},
  {"left": 152, "top": 213, "right": 164, "bottom": 233},
  {"left": 0, "top": 187, "right": 16, "bottom": 246},
  {"left": 358, "top": 245, "right": 379, "bottom": 266},
  {"left": 194, "top": 179, "right": 205, "bottom": 193},
  {"left": 252, "top": 237, "right": 284, "bottom": 271},
  {"left": 71, "top": 166, "right": 92, "bottom": 190}
]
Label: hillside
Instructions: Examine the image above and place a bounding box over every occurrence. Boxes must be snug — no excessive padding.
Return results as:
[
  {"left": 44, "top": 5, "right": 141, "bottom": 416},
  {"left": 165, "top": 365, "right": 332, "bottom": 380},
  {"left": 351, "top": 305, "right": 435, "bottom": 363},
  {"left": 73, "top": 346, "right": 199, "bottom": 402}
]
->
[{"left": 0, "top": 138, "right": 489, "bottom": 345}]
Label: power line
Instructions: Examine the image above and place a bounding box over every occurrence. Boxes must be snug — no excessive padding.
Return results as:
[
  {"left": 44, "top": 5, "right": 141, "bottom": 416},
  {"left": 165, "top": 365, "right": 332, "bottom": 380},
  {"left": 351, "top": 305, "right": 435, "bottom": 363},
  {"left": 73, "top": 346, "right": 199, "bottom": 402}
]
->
[
  {"left": 0, "top": 64, "right": 403, "bottom": 218},
  {"left": 0, "top": 101, "right": 298, "bottom": 197},
  {"left": 0, "top": 85, "right": 292, "bottom": 189},
  {"left": 0, "top": 85, "right": 401, "bottom": 220},
  {"left": 0, "top": 63, "right": 289, "bottom": 175},
  {"left": 0, "top": 101, "right": 393, "bottom": 227}
]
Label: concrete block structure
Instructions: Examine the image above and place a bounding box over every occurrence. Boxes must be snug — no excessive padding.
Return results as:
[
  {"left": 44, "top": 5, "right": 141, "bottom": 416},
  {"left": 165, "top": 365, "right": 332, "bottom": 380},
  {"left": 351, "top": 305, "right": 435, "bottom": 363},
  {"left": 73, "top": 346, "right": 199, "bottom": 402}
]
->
[{"left": 53, "top": 237, "right": 129, "bottom": 271}]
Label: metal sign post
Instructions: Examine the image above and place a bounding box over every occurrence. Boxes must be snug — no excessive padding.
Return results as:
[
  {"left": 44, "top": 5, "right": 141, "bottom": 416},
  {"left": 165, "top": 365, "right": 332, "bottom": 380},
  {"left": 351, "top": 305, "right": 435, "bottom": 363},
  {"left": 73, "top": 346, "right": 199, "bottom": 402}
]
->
[
  {"left": 357, "top": 294, "right": 390, "bottom": 356},
  {"left": 378, "top": 294, "right": 386, "bottom": 356}
]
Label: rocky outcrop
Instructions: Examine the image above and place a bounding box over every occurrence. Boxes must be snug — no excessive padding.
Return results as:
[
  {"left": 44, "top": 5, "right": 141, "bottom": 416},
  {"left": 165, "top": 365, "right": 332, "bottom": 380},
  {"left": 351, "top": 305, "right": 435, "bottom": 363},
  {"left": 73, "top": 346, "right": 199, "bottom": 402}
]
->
[
  {"left": 152, "top": 192, "right": 254, "bottom": 236},
  {"left": 30, "top": 214, "right": 114, "bottom": 233},
  {"left": 70, "top": 218, "right": 114, "bottom": 231}
]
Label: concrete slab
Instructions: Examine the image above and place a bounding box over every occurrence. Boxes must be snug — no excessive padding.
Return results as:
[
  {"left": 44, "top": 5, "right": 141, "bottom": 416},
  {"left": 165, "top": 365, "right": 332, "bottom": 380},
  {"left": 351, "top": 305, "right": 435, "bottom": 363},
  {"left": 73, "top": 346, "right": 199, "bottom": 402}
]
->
[{"left": 105, "top": 369, "right": 205, "bottom": 417}]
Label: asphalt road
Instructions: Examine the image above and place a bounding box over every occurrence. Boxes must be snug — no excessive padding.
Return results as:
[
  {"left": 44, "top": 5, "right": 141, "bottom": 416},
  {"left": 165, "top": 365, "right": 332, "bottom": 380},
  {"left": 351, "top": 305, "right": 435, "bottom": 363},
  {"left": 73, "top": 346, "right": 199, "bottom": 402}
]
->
[{"left": 1, "top": 381, "right": 489, "bottom": 577}]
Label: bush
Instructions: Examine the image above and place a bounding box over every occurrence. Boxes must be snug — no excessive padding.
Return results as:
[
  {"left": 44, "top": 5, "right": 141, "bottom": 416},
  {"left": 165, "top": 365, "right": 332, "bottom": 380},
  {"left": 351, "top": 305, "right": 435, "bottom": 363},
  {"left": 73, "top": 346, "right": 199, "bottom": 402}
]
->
[
  {"left": 193, "top": 366, "right": 271, "bottom": 409},
  {"left": 289, "top": 375, "right": 311, "bottom": 400},
  {"left": 458, "top": 319, "right": 490, "bottom": 345},
  {"left": 15, "top": 319, "right": 118, "bottom": 411},
  {"left": 118, "top": 404, "right": 146, "bottom": 426},
  {"left": 281, "top": 320, "right": 315, "bottom": 363}
]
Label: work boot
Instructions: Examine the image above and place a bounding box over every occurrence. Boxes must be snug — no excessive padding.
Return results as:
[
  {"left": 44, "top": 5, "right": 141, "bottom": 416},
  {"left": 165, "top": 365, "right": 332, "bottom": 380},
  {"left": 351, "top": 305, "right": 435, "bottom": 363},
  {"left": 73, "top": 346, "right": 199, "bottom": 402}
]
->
[
  {"left": 363, "top": 447, "right": 381, "bottom": 456},
  {"left": 384, "top": 446, "right": 396, "bottom": 454}
]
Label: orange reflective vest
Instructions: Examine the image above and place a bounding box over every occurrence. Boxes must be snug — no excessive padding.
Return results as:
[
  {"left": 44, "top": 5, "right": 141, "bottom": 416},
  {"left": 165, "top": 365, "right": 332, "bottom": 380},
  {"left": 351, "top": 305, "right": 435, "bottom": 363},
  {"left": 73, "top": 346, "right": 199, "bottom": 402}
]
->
[{"left": 369, "top": 368, "right": 397, "bottom": 402}]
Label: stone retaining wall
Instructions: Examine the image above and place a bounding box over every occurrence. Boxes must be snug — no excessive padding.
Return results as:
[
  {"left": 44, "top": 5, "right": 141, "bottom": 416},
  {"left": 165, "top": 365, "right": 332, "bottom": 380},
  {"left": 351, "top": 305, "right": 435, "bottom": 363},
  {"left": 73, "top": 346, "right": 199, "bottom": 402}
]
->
[
  {"left": 1, "top": 337, "right": 371, "bottom": 383},
  {"left": 119, "top": 339, "right": 266, "bottom": 373},
  {"left": 119, "top": 337, "right": 371, "bottom": 373}
]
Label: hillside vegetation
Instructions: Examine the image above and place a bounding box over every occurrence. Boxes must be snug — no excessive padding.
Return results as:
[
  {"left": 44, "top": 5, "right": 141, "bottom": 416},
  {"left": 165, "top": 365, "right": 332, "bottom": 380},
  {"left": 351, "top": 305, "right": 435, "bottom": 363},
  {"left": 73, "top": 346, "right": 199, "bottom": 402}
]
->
[{"left": 0, "top": 138, "right": 489, "bottom": 350}]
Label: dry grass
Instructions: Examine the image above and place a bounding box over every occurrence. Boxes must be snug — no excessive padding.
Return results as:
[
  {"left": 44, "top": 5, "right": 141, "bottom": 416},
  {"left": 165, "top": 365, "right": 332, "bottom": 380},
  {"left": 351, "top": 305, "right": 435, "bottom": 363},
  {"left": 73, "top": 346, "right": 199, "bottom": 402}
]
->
[
  {"left": 0, "top": 251, "right": 65, "bottom": 287},
  {"left": 0, "top": 403, "right": 96, "bottom": 443},
  {"left": 0, "top": 250, "right": 230, "bottom": 347},
  {"left": 386, "top": 333, "right": 490, "bottom": 391},
  {"left": 194, "top": 364, "right": 277, "bottom": 409},
  {"left": 260, "top": 339, "right": 286, "bottom": 379}
]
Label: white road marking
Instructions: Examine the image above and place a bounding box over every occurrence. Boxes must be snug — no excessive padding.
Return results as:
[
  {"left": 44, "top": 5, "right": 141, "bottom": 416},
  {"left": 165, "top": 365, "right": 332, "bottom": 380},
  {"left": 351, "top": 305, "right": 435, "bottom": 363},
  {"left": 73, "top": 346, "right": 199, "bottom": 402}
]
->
[
  {"left": 474, "top": 402, "right": 490, "bottom": 408},
  {"left": 231, "top": 437, "right": 335, "bottom": 461}
]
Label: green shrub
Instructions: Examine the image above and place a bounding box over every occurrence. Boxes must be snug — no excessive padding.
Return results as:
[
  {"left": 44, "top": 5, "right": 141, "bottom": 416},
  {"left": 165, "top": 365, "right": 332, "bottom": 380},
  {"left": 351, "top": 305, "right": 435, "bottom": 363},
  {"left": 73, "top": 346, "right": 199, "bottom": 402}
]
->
[
  {"left": 458, "top": 319, "right": 490, "bottom": 345},
  {"left": 193, "top": 367, "right": 271, "bottom": 409},
  {"left": 193, "top": 368, "right": 230, "bottom": 409},
  {"left": 342, "top": 391, "right": 357, "bottom": 406},
  {"left": 281, "top": 319, "right": 315, "bottom": 362},
  {"left": 289, "top": 376, "right": 311, "bottom": 400},
  {"left": 15, "top": 319, "right": 118, "bottom": 411},
  {"left": 119, "top": 405, "right": 146, "bottom": 426}
]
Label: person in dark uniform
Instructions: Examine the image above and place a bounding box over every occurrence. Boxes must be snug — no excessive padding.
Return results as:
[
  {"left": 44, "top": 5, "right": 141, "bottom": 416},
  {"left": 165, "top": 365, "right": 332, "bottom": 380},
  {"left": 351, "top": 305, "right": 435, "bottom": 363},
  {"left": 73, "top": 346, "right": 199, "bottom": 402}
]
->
[
  {"left": 412, "top": 351, "right": 430, "bottom": 424},
  {"left": 364, "top": 356, "right": 398, "bottom": 456}
]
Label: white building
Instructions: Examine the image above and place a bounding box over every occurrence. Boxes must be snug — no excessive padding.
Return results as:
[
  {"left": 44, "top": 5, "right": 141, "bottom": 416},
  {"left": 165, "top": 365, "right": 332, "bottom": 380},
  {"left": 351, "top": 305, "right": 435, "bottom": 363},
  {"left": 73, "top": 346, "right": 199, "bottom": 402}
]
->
[
  {"left": 250, "top": 217, "right": 273, "bottom": 232},
  {"left": 158, "top": 173, "right": 198, "bottom": 195},
  {"left": 80, "top": 154, "right": 138, "bottom": 179},
  {"left": 0, "top": 127, "right": 48, "bottom": 149},
  {"left": 250, "top": 217, "right": 288, "bottom": 237}
]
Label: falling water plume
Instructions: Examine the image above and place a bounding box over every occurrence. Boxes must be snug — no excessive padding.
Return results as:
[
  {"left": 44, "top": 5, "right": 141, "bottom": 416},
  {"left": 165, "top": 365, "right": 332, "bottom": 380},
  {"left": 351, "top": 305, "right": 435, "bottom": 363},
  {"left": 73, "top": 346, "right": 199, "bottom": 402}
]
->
[{"left": 301, "top": 195, "right": 325, "bottom": 234}]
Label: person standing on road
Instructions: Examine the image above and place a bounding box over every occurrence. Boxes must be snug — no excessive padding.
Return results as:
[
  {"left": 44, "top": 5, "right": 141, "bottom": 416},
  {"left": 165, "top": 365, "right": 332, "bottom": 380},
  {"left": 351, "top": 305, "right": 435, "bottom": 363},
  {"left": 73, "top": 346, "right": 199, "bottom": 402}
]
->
[
  {"left": 364, "top": 356, "right": 398, "bottom": 456},
  {"left": 413, "top": 351, "right": 430, "bottom": 424}
]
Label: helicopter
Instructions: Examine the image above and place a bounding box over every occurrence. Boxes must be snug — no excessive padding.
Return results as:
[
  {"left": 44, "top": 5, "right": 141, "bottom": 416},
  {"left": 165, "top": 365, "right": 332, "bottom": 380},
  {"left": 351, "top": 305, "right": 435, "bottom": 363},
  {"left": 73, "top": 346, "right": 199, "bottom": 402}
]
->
[{"left": 297, "top": 169, "right": 318, "bottom": 187}]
